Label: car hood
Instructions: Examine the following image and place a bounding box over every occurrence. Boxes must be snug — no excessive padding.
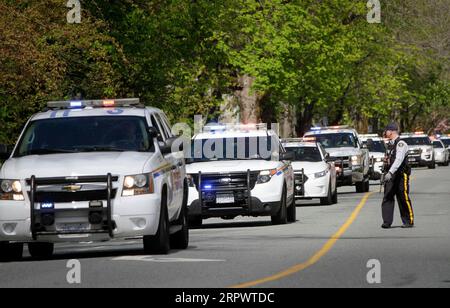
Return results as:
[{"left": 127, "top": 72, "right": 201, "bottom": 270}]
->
[
  {"left": 325, "top": 147, "right": 360, "bottom": 157},
  {"left": 186, "top": 160, "right": 281, "bottom": 174},
  {"left": 291, "top": 161, "right": 328, "bottom": 175},
  {"left": 1, "top": 152, "right": 154, "bottom": 179}
]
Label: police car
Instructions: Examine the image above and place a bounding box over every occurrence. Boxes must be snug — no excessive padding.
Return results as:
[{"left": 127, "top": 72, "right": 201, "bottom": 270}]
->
[
  {"left": 282, "top": 138, "right": 338, "bottom": 205},
  {"left": 0, "top": 99, "right": 188, "bottom": 261},
  {"left": 432, "top": 140, "right": 449, "bottom": 166},
  {"left": 359, "top": 134, "right": 387, "bottom": 180},
  {"left": 185, "top": 123, "right": 295, "bottom": 226},
  {"left": 400, "top": 132, "right": 435, "bottom": 169},
  {"left": 304, "top": 126, "right": 370, "bottom": 193},
  {"left": 440, "top": 136, "right": 450, "bottom": 150}
]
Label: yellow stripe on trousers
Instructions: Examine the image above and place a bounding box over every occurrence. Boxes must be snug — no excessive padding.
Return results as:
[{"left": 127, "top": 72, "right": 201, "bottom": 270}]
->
[{"left": 403, "top": 173, "right": 414, "bottom": 225}]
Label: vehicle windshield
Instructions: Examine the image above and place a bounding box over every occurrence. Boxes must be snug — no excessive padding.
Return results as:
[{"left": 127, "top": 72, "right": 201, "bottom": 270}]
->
[
  {"left": 433, "top": 141, "right": 444, "bottom": 149},
  {"left": 284, "top": 146, "right": 322, "bottom": 162},
  {"left": 15, "top": 116, "right": 153, "bottom": 157},
  {"left": 311, "top": 133, "right": 357, "bottom": 149},
  {"left": 190, "top": 136, "right": 278, "bottom": 162},
  {"left": 441, "top": 139, "right": 450, "bottom": 147},
  {"left": 364, "top": 140, "right": 386, "bottom": 153},
  {"left": 402, "top": 137, "right": 431, "bottom": 146}
]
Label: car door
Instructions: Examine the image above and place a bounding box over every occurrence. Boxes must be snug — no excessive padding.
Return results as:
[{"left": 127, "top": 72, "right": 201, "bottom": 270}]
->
[
  {"left": 148, "top": 112, "right": 178, "bottom": 219},
  {"left": 157, "top": 113, "right": 185, "bottom": 214}
]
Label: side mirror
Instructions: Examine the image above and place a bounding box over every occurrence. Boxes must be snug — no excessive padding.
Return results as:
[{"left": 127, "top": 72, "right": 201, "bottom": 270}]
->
[
  {"left": 159, "top": 137, "right": 184, "bottom": 155},
  {"left": 0, "top": 144, "right": 12, "bottom": 160},
  {"left": 148, "top": 127, "right": 159, "bottom": 140},
  {"left": 280, "top": 152, "right": 294, "bottom": 161}
]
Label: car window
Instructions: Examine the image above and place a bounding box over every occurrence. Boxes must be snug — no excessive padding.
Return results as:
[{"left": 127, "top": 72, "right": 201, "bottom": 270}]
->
[
  {"left": 284, "top": 146, "right": 322, "bottom": 162},
  {"left": 312, "top": 133, "right": 357, "bottom": 149},
  {"left": 402, "top": 137, "right": 431, "bottom": 146},
  {"left": 433, "top": 141, "right": 444, "bottom": 149},
  {"left": 154, "top": 113, "right": 170, "bottom": 140},
  {"left": 150, "top": 114, "right": 166, "bottom": 142},
  {"left": 15, "top": 116, "right": 154, "bottom": 157}
]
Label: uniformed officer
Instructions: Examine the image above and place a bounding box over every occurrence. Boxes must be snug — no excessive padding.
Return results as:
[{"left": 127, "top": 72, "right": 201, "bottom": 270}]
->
[{"left": 381, "top": 123, "right": 414, "bottom": 229}]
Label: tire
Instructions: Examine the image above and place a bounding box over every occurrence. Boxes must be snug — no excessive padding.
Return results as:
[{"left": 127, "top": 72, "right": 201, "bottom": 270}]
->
[
  {"left": 143, "top": 190, "right": 170, "bottom": 255},
  {"left": 428, "top": 161, "right": 436, "bottom": 169},
  {"left": 28, "top": 242, "right": 54, "bottom": 259},
  {"left": 287, "top": 197, "right": 296, "bottom": 223},
  {"left": 0, "top": 242, "right": 23, "bottom": 262},
  {"left": 170, "top": 184, "right": 189, "bottom": 250},
  {"left": 445, "top": 160, "right": 449, "bottom": 167},
  {"left": 356, "top": 178, "right": 369, "bottom": 193},
  {"left": 188, "top": 216, "right": 203, "bottom": 228},
  {"left": 271, "top": 186, "right": 287, "bottom": 225},
  {"left": 332, "top": 185, "right": 338, "bottom": 204},
  {"left": 320, "top": 184, "right": 333, "bottom": 206}
]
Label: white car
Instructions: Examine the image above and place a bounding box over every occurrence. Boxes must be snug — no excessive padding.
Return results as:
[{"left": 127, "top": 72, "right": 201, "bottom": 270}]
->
[
  {"left": 304, "top": 126, "right": 371, "bottom": 193},
  {"left": 440, "top": 136, "right": 450, "bottom": 151},
  {"left": 432, "top": 140, "right": 449, "bottom": 166},
  {"left": 401, "top": 133, "right": 435, "bottom": 169},
  {"left": 360, "top": 134, "right": 387, "bottom": 180},
  {"left": 0, "top": 99, "right": 188, "bottom": 261},
  {"left": 185, "top": 124, "right": 295, "bottom": 226},
  {"left": 282, "top": 138, "right": 338, "bottom": 205}
]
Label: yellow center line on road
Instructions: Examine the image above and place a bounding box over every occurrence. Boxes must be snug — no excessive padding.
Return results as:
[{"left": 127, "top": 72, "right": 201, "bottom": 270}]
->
[{"left": 230, "top": 191, "right": 375, "bottom": 288}]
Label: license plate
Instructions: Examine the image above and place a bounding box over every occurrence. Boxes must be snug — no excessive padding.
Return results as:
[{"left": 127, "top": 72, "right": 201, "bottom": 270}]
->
[
  {"left": 56, "top": 223, "right": 90, "bottom": 232},
  {"left": 409, "top": 158, "right": 417, "bottom": 162},
  {"left": 216, "top": 194, "right": 235, "bottom": 204}
]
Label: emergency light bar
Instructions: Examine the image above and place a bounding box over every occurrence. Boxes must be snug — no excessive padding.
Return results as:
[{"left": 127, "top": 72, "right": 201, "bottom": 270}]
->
[
  {"left": 360, "top": 134, "right": 380, "bottom": 138},
  {"left": 202, "top": 123, "right": 268, "bottom": 133},
  {"left": 46, "top": 98, "right": 141, "bottom": 110},
  {"left": 282, "top": 137, "right": 317, "bottom": 143},
  {"left": 309, "top": 125, "right": 350, "bottom": 131}
]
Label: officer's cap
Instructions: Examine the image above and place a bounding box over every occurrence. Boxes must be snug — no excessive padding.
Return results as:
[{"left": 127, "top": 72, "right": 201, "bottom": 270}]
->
[{"left": 384, "top": 123, "right": 399, "bottom": 132}]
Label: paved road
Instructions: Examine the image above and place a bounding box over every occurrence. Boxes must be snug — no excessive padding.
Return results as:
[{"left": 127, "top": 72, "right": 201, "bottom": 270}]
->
[{"left": 1, "top": 167, "right": 449, "bottom": 288}]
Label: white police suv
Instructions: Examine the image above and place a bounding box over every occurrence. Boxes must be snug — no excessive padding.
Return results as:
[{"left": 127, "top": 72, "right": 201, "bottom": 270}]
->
[
  {"left": 282, "top": 138, "right": 338, "bottom": 205},
  {"left": 360, "top": 134, "right": 387, "bottom": 180},
  {"left": 304, "top": 126, "right": 370, "bottom": 193},
  {"left": 185, "top": 124, "right": 295, "bottom": 227},
  {"left": 0, "top": 99, "right": 188, "bottom": 261},
  {"left": 401, "top": 132, "right": 435, "bottom": 169}
]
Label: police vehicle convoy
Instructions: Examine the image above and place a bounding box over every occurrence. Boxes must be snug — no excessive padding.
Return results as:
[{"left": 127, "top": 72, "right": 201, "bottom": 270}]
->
[
  {"left": 304, "top": 126, "right": 370, "bottom": 193},
  {"left": 400, "top": 132, "right": 435, "bottom": 169},
  {"left": 432, "top": 139, "right": 449, "bottom": 167},
  {"left": 185, "top": 123, "right": 295, "bottom": 227},
  {"left": 0, "top": 99, "right": 188, "bottom": 260},
  {"left": 282, "top": 138, "right": 338, "bottom": 205},
  {"left": 360, "top": 134, "right": 387, "bottom": 180}
]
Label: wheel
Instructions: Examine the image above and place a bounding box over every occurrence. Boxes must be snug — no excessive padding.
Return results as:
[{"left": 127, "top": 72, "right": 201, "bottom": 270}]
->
[
  {"left": 143, "top": 191, "right": 170, "bottom": 255},
  {"left": 320, "top": 184, "right": 333, "bottom": 206},
  {"left": 28, "top": 242, "right": 54, "bottom": 259},
  {"left": 188, "top": 216, "right": 203, "bottom": 228},
  {"left": 0, "top": 242, "right": 23, "bottom": 262},
  {"left": 356, "top": 178, "right": 369, "bottom": 193},
  {"left": 428, "top": 161, "right": 436, "bottom": 169},
  {"left": 271, "top": 186, "right": 287, "bottom": 225},
  {"left": 287, "top": 197, "right": 296, "bottom": 223},
  {"left": 170, "top": 184, "right": 189, "bottom": 250},
  {"left": 332, "top": 185, "right": 338, "bottom": 204}
]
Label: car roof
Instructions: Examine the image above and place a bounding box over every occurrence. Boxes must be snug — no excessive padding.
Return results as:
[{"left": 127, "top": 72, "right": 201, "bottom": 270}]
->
[
  {"left": 305, "top": 129, "right": 356, "bottom": 135},
  {"left": 30, "top": 106, "right": 163, "bottom": 121},
  {"left": 282, "top": 142, "right": 317, "bottom": 148},
  {"left": 401, "top": 134, "right": 428, "bottom": 138},
  {"left": 193, "top": 130, "right": 275, "bottom": 139}
]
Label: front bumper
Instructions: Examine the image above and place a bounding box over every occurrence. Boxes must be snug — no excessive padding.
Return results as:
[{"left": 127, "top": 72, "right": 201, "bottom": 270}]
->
[{"left": 0, "top": 175, "right": 161, "bottom": 243}]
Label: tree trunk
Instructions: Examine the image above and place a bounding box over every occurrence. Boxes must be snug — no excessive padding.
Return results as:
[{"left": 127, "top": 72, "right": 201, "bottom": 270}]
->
[
  {"left": 236, "top": 75, "right": 260, "bottom": 124},
  {"left": 295, "top": 101, "right": 315, "bottom": 137}
]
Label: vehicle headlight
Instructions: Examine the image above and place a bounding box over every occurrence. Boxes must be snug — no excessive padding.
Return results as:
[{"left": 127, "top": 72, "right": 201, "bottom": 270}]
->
[
  {"left": 257, "top": 169, "right": 277, "bottom": 184},
  {"left": 375, "top": 158, "right": 383, "bottom": 162},
  {"left": 351, "top": 155, "right": 362, "bottom": 165},
  {"left": 314, "top": 169, "right": 329, "bottom": 178},
  {"left": 122, "top": 174, "right": 154, "bottom": 197},
  {"left": 0, "top": 179, "right": 24, "bottom": 201}
]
